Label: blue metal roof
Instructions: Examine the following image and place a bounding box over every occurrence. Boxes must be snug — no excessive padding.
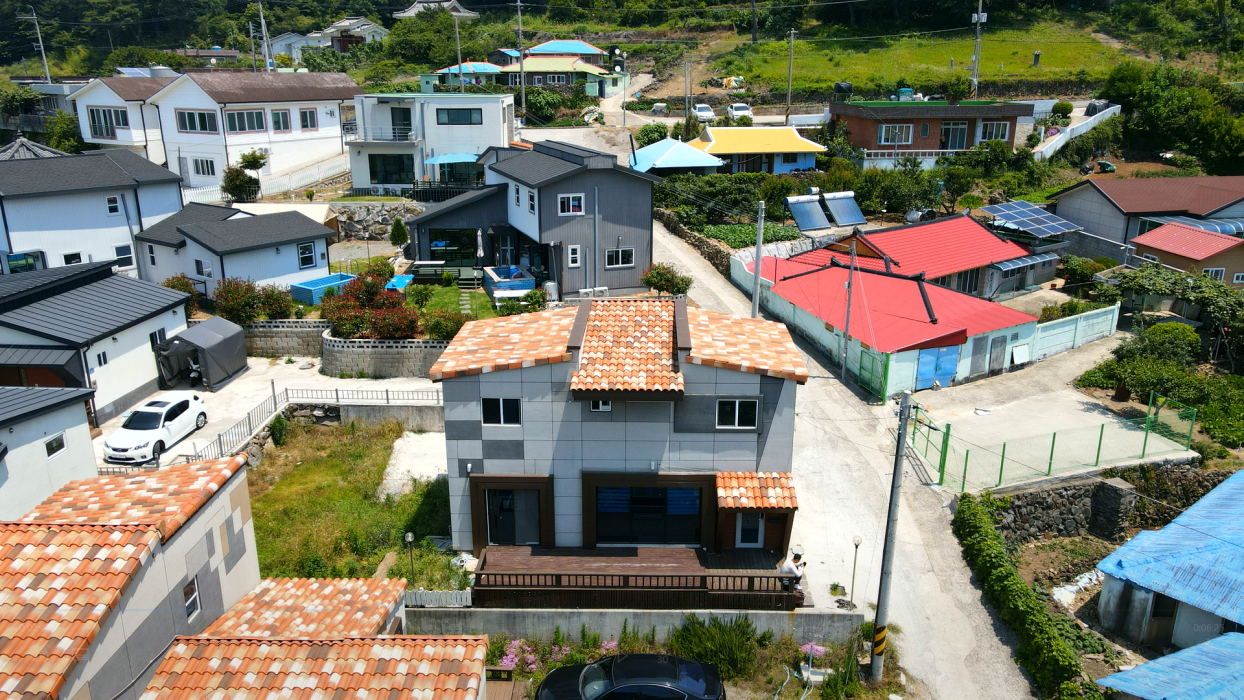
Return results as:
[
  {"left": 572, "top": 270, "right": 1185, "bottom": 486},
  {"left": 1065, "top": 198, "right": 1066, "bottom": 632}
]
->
[
  {"left": 1097, "top": 633, "right": 1244, "bottom": 700},
  {"left": 435, "top": 61, "right": 502, "bottom": 74},
  {"left": 527, "top": 39, "right": 605, "bottom": 55},
  {"left": 1098, "top": 470, "right": 1244, "bottom": 625},
  {"left": 990, "top": 252, "right": 1059, "bottom": 271},
  {"left": 1141, "top": 215, "right": 1244, "bottom": 236},
  {"left": 629, "top": 138, "right": 723, "bottom": 173},
  {"left": 981, "top": 201, "right": 1081, "bottom": 238}
]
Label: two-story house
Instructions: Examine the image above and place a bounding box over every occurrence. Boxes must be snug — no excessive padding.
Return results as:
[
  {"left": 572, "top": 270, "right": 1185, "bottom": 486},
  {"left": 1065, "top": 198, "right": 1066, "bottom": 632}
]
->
[
  {"left": 1, "top": 455, "right": 260, "bottom": 700},
  {"left": 0, "top": 149, "right": 183, "bottom": 275},
  {"left": 405, "top": 141, "right": 659, "bottom": 297},
  {"left": 306, "top": 16, "right": 389, "bottom": 53},
  {"left": 348, "top": 90, "right": 516, "bottom": 191},
  {"left": 0, "top": 262, "right": 189, "bottom": 423},
  {"left": 431, "top": 297, "right": 808, "bottom": 557},
  {"left": 147, "top": 71, "right": 362, "bottom": 188},
  {"left": 72, "top": 74, "right": 177, "bottom": 164}
]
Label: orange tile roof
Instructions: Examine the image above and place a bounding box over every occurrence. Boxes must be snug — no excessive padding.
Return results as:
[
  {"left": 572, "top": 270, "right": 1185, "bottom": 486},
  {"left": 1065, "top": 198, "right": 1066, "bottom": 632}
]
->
[
  {"left": 686, "top": 308, "right": 808, "bottom": 384},
  {"left": 0, "top": 524, "right": 160, "bottom": 699},
  {"left": 430, "top": 307, "right": 578, "bottom": 380},
  {"left": 199, "top": 578, "right": 407, "bottom": 639},
  {"left": 716, "top": 472, "right": 798, "bottom": 510},
  {"left": 21, "top": 455, "right": 245, "bottom": 540},
  {"left": 571, "top": 299, "right": 684, "bottom": 394},
  {"left": 140, "top": 635, "right": 488, "bottom": 699}
]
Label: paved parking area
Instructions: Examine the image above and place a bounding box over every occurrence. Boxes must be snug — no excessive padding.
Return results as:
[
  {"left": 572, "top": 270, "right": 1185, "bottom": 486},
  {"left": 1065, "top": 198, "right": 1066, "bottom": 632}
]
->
[{"left": 93, "top": 356, "right": 437, "bottom": 463}]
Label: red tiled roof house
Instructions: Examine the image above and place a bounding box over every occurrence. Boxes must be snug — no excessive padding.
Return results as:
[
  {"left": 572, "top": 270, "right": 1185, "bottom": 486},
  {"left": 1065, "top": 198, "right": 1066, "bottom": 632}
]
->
[{"left": 1129, "top": 222, "right": 1244, "bottom": 288}]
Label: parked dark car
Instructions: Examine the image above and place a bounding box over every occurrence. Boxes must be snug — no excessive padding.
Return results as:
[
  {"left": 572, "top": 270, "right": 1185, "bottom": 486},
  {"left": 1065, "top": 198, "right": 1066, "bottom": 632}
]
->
[{"left": 537, "top": 654, "right": 724, "bottom": 700}]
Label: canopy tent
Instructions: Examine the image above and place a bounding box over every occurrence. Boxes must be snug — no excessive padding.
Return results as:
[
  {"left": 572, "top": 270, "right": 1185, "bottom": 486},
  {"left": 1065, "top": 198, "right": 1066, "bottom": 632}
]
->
[
  {"left": 156, "top": 316, "right": 247, "bottom": 391},
  {"left": 425, "top": 152, "right": 479, "bottom": 165}
]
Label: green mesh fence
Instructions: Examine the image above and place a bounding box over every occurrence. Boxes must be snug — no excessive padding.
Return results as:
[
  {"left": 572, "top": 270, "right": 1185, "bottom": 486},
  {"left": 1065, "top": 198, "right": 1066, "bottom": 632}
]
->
[
  {"left": 858, "top": 349, "right": 887, "bottom": 400},
  {"left": 912, "top": 393, "right": 1195, "bottom": 493}
]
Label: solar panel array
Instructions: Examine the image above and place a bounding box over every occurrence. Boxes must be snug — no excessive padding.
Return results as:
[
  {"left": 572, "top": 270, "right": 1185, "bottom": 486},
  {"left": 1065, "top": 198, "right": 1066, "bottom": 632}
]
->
[
  {"left": 980, "top": 201, "right": 1081, "bottom": 238},
  {"left": 788, "top": 200, "right": 832, "bottom": 232},
  {"left": 117, "top": 67, "right": 151, "bottom": 78},
  {"left": 825, "top": 197, "right": 867, "bottom": 227}
]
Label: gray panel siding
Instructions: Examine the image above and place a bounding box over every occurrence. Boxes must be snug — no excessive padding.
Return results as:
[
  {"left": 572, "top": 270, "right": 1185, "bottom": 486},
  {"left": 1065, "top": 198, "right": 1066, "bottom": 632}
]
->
[
  {"left": 414, "top": 189, "right": 509, "bottom": 261},
  {"left": 539, "top": 170, "right": 653, "bottom": 293}
]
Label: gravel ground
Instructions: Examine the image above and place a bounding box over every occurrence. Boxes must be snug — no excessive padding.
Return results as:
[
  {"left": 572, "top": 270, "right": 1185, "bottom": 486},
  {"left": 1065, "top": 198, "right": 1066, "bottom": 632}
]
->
[
  {"left": 379, "top": 431, "right": 448, "bottom": 497},
  {"left": 330, "top": 239, "right": 400, "bottom": 263}
]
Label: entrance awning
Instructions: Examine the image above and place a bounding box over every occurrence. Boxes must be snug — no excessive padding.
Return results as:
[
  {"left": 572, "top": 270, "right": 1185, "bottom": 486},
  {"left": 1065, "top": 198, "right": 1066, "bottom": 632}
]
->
[
  {"left": 716, "top": 472, "right": 798, "bottom": 510},
  {"left": 425, "top": 152, "right": 479, "bottom": 165},
  {"left": 989, "top": 252, "right": 1059, "bottom": 271}
]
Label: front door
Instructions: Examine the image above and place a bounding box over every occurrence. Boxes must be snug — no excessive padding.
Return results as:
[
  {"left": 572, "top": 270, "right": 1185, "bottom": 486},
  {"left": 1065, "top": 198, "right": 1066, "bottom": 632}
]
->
[
  {"left": 487, "top": 489, "right": 540, "bottom": 545},
  {"left": 988, "top": 335, "right": 1007, "bottom": 377},
  {"left": 763, "top": 514, "right": 786, "bottom": 551},
  {"left": 941, "top": 121, "right": 968, "bottom": 150},
  {"left": 969, "top": 336, "right": 989, "bottom": 378},
  {"left": 735, "top": 511, "right": 764, "bottom": 548}
]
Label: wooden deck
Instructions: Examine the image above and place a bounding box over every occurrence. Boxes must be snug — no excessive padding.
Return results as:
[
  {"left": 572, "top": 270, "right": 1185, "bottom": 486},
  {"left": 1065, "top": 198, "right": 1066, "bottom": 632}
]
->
[{"left": 473, "top": 547, "right": 798, "bottom": 611}]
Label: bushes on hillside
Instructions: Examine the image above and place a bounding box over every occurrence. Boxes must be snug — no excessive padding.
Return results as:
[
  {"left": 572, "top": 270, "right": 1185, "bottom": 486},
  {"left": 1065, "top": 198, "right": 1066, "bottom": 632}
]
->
[
  {"left": 1112, "top": 322, "right": 1200, "bottom": 366},
  {"left": 635, "top": 123, "right": 669, "bottom": 148}
]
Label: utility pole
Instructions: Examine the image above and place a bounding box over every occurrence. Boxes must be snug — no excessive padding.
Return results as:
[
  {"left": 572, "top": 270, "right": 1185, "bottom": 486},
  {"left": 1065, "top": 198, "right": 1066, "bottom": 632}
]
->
[
  {"left": 871, "top": 390, "right": 913, "bottom": 682},
  {"left": 454, "top": 14, "right": 465, "bottom": 93},
  {"left": 516, "top": 1, "right": 527, "bottom": 119},
  {"left": 249, "top": 23, "right": 257, "bottom": 72},
  {"left": 106, "top": 29, "right": 114, "bottom": 53},
  {"left": 750, "top": 0, "right": 758, "bottom": 43},
  {"left": 684, "top": 60, "right": 690, "bottom": 118},
  {"left": 17, "top": 6, "right": 51, "bottom": 84},
  {"left": 257, "top": 0, "right": 272, "bottom": 72},
  {"left": 840, "top": 239, "right": 856, "bottom": 374},
  {"left": 785, "top": 29, "right": 797, "bottom": 126},
  {"left": 970, "top": 0, "right": 985, "bottom": 99},
  {"left": 751, "top": 201, "right": 766, "bottom": 318}
]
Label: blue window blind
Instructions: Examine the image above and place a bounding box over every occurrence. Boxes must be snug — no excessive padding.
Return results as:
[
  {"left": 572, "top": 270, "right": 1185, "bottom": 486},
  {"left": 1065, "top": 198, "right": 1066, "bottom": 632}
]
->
[
  {"left": 666, "top": 488, "right": 700, "bottom": 515},
  {"left": 597, "top": 487, "right": 631, "bottom": 513}
]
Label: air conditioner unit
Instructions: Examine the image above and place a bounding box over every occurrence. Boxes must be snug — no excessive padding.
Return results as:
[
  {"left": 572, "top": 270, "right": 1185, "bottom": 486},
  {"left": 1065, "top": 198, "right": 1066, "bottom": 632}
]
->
[
  {"left": 593, "top": 286, "right": 609, "bottom": 298},
  {"left": 578, "top": 288, "right": 593, "bottom": 299},
  {"left": 371, "top": 186, "right": 381, "bottom": 195}
]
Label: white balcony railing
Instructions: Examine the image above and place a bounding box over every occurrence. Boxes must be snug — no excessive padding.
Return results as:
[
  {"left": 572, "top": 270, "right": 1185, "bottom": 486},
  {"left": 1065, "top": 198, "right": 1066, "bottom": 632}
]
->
[{"left": 345, "top": 126, "right": 420, "bottom": 143}]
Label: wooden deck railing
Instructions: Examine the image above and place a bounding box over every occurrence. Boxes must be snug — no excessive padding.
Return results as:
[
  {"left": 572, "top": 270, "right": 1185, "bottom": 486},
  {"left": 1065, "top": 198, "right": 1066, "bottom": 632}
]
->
[{"left": 473, "top": 570, "right": 800, "bottom": 610}]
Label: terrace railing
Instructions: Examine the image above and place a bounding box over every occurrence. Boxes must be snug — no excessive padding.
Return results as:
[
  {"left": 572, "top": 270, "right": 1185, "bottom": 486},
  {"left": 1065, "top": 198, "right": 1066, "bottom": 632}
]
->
[{"left": 473, "top": 569, "right": 800, "bottom": 610}]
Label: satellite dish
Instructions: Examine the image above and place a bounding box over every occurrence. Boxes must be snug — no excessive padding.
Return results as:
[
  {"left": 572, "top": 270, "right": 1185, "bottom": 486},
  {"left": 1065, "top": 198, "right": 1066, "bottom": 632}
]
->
[{"left": 905, "top": 210, "right": 922, "bottom": 224}]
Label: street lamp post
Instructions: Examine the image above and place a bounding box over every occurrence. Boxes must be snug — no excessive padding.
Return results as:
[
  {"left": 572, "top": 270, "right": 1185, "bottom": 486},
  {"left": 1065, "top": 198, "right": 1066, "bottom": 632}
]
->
[
  {"left": 404, "top": 532, "right": 415, "bottom": 585},
  {"left": 850, "top": 535, "right": 862, "bottom": 606}
]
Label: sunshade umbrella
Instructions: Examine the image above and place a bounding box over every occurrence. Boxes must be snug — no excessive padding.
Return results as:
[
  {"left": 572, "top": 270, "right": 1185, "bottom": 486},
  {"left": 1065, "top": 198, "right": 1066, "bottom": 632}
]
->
[{"left": 476, "top": 228, "right": 485, "bottom": 259}]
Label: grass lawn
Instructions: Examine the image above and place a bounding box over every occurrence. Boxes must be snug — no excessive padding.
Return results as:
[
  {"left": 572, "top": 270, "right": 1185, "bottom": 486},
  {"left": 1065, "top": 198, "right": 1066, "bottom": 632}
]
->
[
  {"left": 717, "top": 21, "right": 1126, "bottom": 94},
  {"left": 421, "top": 284, "right": 499, "bottom": 320},
  {"left": 248, "top": 420, "right": 467, "bottom": 589}
]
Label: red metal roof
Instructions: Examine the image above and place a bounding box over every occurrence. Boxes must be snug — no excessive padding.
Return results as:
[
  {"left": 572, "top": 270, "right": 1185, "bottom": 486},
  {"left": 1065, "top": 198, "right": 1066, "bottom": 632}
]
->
[
  {"left": 1129, "top": 222, "right": 1244, "bottom": 261},
  {"left": 790, "top": 215, "right": 1031, "bottom": 279},
  {"left": 756, "top": 257, "right": 1037, "bottom": 353}
]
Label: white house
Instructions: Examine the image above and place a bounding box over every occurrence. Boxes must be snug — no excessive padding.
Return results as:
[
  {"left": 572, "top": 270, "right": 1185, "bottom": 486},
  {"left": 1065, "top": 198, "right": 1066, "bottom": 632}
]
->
[
  {"left": 308, "top": 17, "right": 389, "bottom": 53},
  {"left": 147, "top": 72, "right": 362, "bottom": 188},
  {"left": 348, "top": 91, "right": 515, "bottom": 192},
  {"left": 72, "top": 74, "right": 177, "bottom": 164},
  {"left": 135, "top": 204, "right": 334, "bottom": 296},
  {"left": 0, "top": 149, "right": 183, "bottom": 275},
  {"left": 0, "top": 385, "right": 97, "bottom": 520},
  {"left": 5, "top": 454, "right": 260, "bottom": 700},
  {"left": 268, "top": 32, "right": 314, "bottom": 64},
  {"left": 0, "top": 262, "right": 189, "bottom": 423}
]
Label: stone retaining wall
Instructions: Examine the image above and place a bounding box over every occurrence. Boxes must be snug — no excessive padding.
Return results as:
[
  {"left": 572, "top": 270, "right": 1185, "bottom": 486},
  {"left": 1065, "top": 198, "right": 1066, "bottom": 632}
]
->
[
  {"left": 653, "top": 208, "right": 734, "bottom": 274},
  {"left": 321, "top": 329, "right": 448, "bottom": 378},
  {"left": 244, "top": 320, "right": 331, "bottom": 357},
  {"left": 332, "top": 202, "right": 424, "bottom": 240}
]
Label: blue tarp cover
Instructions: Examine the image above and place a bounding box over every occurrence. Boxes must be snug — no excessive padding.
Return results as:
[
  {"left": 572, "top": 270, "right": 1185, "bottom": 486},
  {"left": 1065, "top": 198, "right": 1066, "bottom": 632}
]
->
[
  {"left": 630, "top": 138, "right": 723, "bottom": 173},
  {"left": 1098, "top": 633, "right": 1244, "bottom": 700},
  {"left": 1141, "top": 215, "right": 1244, "bottom": 236},
  {"left": 1098, "top": 470, "right": 1244, "bottom": 626}
]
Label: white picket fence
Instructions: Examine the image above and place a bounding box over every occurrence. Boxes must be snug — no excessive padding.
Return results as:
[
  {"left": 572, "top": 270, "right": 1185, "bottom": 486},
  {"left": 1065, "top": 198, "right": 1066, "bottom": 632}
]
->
[
  {"left": 405, "top": 589, "right": 472, "bottom": 607},
  {"left": 179, "top": 154, "right": 350, "bottom": 205},
  {"left": 1033, "top": 105, "right": 1122, "bottom": 161},
  {"left": 182, "top": 185, "right": 224, "bottom": 204}
]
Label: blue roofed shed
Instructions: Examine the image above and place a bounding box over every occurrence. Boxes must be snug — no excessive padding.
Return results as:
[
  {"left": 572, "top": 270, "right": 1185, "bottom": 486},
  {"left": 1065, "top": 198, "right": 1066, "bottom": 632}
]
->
[
  {"left": 1097, "top": 470, "right": 1244, "bottom": 649},
  {"left": 526, "top": 39, "right": 606, "bottom": 57},
  {"left": 1097, "top": 633, "right": 1244, "bottom": 700},
  {"left": 629, "top": 138, "right": 723, "bottom": 175}
]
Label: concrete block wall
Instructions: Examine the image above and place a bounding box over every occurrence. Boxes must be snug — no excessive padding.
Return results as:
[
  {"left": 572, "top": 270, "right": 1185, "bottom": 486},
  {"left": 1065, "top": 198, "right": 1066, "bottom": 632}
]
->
[
  {"left": 244, "top": 320, "right": 331, "bottom": 357},
  {"left": 321, "top": 330, "right": 448, "bottom": 378},
  {"left": 1063, "top": 229, "right": 1134, "bottom": 263}
]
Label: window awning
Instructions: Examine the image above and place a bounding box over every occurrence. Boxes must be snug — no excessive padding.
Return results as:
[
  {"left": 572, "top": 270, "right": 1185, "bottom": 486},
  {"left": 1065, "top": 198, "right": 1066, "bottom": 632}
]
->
[
  {"left": 989, "top": 252, "right": 1059, "bottom": 272},
  {"left": 425, "top": 152, "right": 479, "bottom": 165},
  {"left": 1140, "top": 215, "right": 1244, "bottom": 236},
  {"left": 716, "top": 472, "right": 798, "bottom": 510}
]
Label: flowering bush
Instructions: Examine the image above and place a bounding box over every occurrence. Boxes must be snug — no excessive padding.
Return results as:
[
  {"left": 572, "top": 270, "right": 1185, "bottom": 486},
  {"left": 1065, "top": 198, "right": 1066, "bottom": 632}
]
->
[
  {"left": 258, "top": 284, "right": 294, "bottom": 319},
  {"left": 161, "top": 274, "right": 201, "bottom": 317},
  {"left": 800, "top": 643, "right": 827, "bottom": 659},
  {"left": 322, "top": 274, "right": 418, "bottom": 339},
  {"left": 212, "top": 278, "right": 261, "bottom": 325},
  {"left": 365, "top": 306, "right": 420, "bottom": 339}
]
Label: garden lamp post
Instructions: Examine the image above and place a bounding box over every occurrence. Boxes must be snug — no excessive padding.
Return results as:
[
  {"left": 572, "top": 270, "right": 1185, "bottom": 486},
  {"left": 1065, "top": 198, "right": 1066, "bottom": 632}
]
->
[
  {"left": 405, "top": 532, "right": 415, "bottom": 584},
  {"left": 850, "top": 535, "right": 862, "bottom": 606}
]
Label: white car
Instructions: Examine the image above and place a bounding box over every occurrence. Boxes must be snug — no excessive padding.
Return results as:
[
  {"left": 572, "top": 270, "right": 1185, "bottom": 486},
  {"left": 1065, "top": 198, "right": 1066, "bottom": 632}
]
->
[
  {"left": 693, "top": 104, "right": 716, "bottom": 123},
  {"left": 103, "top": 392, "right": 208, "bottom": 464},
  {"left": 726, "top": 103, "right": 753, "bottom": 120}
]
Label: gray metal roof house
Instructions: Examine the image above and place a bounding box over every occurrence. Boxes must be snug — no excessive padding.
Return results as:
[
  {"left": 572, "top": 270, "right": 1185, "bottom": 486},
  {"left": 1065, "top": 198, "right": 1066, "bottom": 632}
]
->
[
  {"left": 405, "top": 141, "right": 660, "bottom": 299},
  {"left": 0, "top": 261, "right": 189, "bottom": 423},
  {"left": 0, "top": 385, "right": 98, "bottom": 519}
]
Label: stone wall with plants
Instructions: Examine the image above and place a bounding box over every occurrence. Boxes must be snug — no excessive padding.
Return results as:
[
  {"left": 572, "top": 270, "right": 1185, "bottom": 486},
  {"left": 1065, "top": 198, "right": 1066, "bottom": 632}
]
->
[
  {"left": 653, "top": 208, "right": 733, "bottom": 273},
  {"left": 243, "top": 320, "right": 331, "bottom": 357},
  {"left": 332, "top": 202, "right": 424, "bottom": 240},
  {"left": 1099, "top": 463, "right": 1235, "bottom": 529},
  {"left": 989, "top": 477, "right": 1139, "bottom": 546}
]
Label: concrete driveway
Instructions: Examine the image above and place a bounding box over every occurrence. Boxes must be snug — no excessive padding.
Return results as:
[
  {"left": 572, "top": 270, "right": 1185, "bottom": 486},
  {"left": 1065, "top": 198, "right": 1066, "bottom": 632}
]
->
[
  {"left": 93, "top": 357, "right": 437, "bottom": 464},
  {"left": 652, "top": 223, "right": 1036, "bottom": 700}
]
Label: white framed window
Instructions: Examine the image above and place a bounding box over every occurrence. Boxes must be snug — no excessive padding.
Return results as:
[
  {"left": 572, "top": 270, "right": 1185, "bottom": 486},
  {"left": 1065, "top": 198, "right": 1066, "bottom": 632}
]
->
[
  {"left": 1204, "top": 267, "right": 1226, "bottom": 281},
  {"left": 192, "top": 158, "right": 216, "bottom": 177},
  {"left": 605, "top": 248, "right": 634, "bottom": 268},
  {"left": 96, "top": 351, "right": 108, "bottom": 367},
  {"left": 147, "top": 244, "right": 157, "bottom": 266},
  {"left": 981, "top": 121, "right": 1010, "bottom": 142},
  {"left": 482, "top": 397, "right": 522, "bottom": 426},
  {"left": 568, "top": 245, "right": 581, "bottom": 268},
  {"left": 533, "top": 75, "right": 545, "bottom": 86},
  {"left": 106, "top": 196, "right": 120, "bottom": 215},
  {"left": 1141, "top": 253, "right": 1160, "bottom": 262},
  {"left": 558, "top": 193, "right": 585, "bottom": 216},
  {"left": 114, "top": 244, "right": 133, "bottom": 268},
  {"left": 300, "top": 108, "right": 318, "bottom": 130},
  {"left": 528, "top": 190, "right": 535, "bottom": 214},
  {"left": 195, "top": 259, "right": 213, "bottom": 278},
  {"left": 298, "top": 242, "right": 316, "bottom": 269},
  {"left": 183, "top": 577, "right": 201, "bottom": 619},
  {"left": 716, "top": 399, "right": 759, "bottom": 429},
  {"left": 271, "top": 109, "right": 291, "bottom": 132},
  {"left": 956, "top": 268, "right": 981, "bottom": 294},
  {"left": 176, "top": 110, "right": 218, "bottom": 134},
  {"left": 590, "top": 400, "right": 611, "bottom": 412},
  {"left": 225, "top": 110, "right": 266, "bottom": 133},
  {"left": 86, "top": 107, "right": 128, "bottom": 139},
  {"left": 1234, "top": 273, "right": 1244, "bottom": 284},
  {"left": 514, "top": 184, "right": 520, "bottom": 206},
  {"left": 44, "top": 432, "right": 66, "bottom": 458},
  {"left": 63, "top": 251, "right": 83, "bottom": 265},
  {"left": 546, "top": 74, "right": 566, "bottom": 85},
  {"left": 436, "top": 108, "right": 483, "bottom": 125},
  {"left": 878, "top": 124, "right": 913, "bottom": 145}
]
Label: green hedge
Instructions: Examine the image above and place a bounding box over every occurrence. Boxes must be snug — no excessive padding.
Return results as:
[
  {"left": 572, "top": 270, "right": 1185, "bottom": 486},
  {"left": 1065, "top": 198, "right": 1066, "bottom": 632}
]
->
[{"left": 952, "top": 494, "right": 1103, "bottom": 699}]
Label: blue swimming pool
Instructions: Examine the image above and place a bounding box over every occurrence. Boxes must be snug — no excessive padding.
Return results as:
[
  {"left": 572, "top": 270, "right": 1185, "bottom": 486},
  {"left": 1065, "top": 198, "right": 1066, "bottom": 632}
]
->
[
  {"left": 385, "top": 275, "right": 414, "bottom": 291},
  {"left": 290, "top": 273, "right": 356, "bottom": 305}
]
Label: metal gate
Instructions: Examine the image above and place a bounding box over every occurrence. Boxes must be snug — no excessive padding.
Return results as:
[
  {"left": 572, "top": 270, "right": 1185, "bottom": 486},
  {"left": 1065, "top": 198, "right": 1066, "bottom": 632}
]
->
[
  {"left": 988, "top": 335, "right": 1007, "bottom": 376},
  {"left": 857, "top": 348, "right": 888, "bottom": 400},
  {"left": 969, "top": 336, "right": 988, "bottom": 378},
  {"left": 916, "top": 346, "right": 960, "bottom": 390}
]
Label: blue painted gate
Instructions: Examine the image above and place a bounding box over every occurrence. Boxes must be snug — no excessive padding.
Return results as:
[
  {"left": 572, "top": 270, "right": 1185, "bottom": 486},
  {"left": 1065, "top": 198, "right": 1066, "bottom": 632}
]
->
[{"left": 916, "top": 346, "right": 960, "bottom": 390}]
